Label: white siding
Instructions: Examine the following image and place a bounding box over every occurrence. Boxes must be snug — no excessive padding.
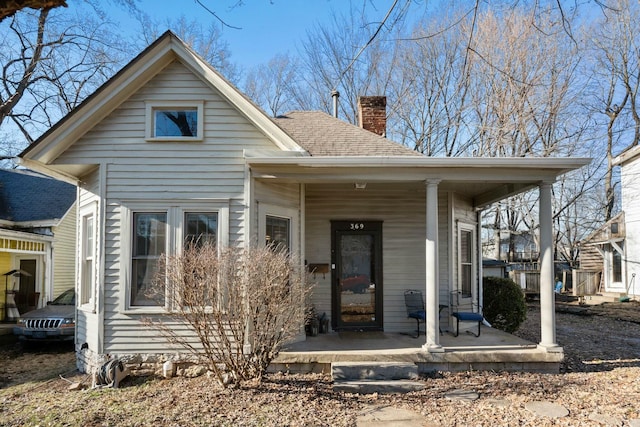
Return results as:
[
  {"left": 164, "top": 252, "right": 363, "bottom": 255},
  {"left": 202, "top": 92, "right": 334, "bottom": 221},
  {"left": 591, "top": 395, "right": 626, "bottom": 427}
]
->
[
  {"left": 52, "top": 203, "right": 76, "bottom": 297},
  {"left": 621, "top": 158, "right": 640, "bottom": 297},
  {"left": 57, "top": 60, "right": 280, "bottom": 353},
  {"left": 304, "top": 183, "right": 450, "bottom": 333},
  {"left": 76, "top": 168, "right": 101, "bottom": 354}
]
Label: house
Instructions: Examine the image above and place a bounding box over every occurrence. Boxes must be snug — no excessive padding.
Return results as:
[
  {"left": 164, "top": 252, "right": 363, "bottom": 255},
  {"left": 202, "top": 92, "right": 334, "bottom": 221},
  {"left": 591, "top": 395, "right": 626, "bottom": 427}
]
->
[
  {"left": 0, "top": 169, "right": 76, "bottom": 321},
  {"left": 597, "top": 145, "right": 640, "bottom": 299},
  {"left": 482, "top": 258, "right": 508, "bottom": 278},
  {"left": 18, "top": 31, "right": 589, "bottom": 374}
]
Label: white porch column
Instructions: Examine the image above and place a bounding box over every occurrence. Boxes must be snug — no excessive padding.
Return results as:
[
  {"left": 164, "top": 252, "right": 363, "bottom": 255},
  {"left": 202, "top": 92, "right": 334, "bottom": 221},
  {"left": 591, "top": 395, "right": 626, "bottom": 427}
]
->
[
  {"left": 423, "top": 179, "right": 443, "bottom": 352},
  {"left": 539, "top": 181, "right": 561, "bottom": 351}
]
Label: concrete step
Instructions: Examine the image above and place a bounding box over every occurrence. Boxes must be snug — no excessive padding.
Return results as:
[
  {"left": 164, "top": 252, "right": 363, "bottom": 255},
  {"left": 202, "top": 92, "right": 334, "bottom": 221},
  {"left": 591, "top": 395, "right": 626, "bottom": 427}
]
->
[
  {"left": 331, "top": 362, "right": 419, "bottom": 381},
  {"left": 333, "top": 379, "right": 425, "bottom": 394}
]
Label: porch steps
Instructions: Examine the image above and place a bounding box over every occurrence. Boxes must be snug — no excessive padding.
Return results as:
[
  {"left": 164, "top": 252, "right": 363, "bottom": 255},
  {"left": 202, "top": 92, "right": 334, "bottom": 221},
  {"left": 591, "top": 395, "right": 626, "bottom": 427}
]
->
[{"left": 331, "top": 362, "right": 425, "bottom": 394}]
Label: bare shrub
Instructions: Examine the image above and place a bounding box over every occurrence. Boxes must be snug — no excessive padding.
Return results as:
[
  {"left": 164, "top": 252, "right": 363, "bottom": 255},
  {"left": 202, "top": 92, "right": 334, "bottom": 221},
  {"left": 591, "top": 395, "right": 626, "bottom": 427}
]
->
[{"left": 144, "top": 243, "right": 312, "bottom": 386}]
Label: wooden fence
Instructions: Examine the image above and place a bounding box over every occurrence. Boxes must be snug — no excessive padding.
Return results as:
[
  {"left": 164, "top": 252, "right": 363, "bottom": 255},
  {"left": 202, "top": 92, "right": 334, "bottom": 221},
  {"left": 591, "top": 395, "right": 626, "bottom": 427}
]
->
[
  {"left": 509, "top": 270, "right": 540, "bottom": 295},
  {"left": 572, "top": 270, "right": 601, "bottom": 296}
]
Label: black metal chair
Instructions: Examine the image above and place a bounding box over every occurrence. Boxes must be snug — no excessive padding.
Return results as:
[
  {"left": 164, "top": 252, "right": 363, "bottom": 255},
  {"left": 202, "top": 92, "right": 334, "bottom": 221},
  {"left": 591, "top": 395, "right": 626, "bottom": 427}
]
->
[
  {"left": 404, "top": 290, "right": 426, "bottom": 338},
  {"left": 450, "top": 291, "right": 483, "bottom": 337}
]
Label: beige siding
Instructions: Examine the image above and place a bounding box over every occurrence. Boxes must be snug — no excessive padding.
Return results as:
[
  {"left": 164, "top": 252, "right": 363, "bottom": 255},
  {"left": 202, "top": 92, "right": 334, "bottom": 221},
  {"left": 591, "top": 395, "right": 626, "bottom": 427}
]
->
[
  {"left": 52, "top": 202, "right": 77, "bottom": 298},
  {"left": 55, "top": 60, "right": 279, "bottom": 353},
  {"left": 253, "top": 181, "right": 300, "bottom": 241},
  {"left": 304, "top": 183, "right": 450, "bottom": 333},
  {"left": 76, "top": 169, "right": 101, "bottom": 353}
]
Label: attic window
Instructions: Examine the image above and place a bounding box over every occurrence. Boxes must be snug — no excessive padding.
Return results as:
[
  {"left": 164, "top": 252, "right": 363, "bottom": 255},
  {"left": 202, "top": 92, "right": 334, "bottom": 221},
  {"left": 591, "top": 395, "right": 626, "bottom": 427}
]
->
[
  {"left": 146, "top": 101, "right": 203, "bottom": 141},
  {"left": 611, "top": 222, "right": 619, "bottom": 234}
]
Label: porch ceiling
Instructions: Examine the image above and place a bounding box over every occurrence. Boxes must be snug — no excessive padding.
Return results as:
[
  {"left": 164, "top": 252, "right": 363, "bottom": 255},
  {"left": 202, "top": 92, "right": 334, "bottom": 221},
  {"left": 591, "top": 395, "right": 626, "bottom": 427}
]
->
[{"left": 247, "top": 156, "right": 590, "bottom": 208}]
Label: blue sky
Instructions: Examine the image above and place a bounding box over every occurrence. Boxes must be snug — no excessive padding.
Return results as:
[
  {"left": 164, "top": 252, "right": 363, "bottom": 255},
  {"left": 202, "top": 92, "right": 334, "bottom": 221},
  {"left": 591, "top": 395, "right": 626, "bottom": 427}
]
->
[{"left": 124, "top": 0, "right": 410, "bottom": 70}]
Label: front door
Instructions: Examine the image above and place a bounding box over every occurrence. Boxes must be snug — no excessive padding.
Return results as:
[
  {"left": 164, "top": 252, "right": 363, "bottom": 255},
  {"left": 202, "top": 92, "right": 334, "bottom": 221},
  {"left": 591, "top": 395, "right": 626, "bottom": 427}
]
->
[{"left": 331, "top": 221, "right": 383, "bottom": 330}]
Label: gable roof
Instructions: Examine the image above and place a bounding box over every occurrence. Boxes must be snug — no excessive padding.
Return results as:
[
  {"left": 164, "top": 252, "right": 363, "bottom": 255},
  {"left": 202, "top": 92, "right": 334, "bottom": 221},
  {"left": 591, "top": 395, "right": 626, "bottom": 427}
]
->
[
  {"left": 579, "top": 212, "right": 625, "bottom": 246},
  {"left": 613, "top": 144, "right": 640, "bottom": 167},
  {"left": 273, "top": 111, "right": 421, "bottom": 157},
  {"left": 0, "top": 169, "right": 75, "bottom": 224},
  {"left": 19, "top": 31, "right": 305, "bottom": 181}
]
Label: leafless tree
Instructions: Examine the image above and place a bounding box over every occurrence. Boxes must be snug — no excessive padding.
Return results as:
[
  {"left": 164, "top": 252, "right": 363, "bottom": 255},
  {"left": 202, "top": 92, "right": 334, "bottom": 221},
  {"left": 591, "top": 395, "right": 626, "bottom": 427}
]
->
[
  {"left": 0, "top": 0, "right": 66, "bottom": 21},
  {"left": 243, "top": 53, "right": 299, "bottom": 117},
  {"left": 588, "top": 0, "right": 640, "bottom": 221},
  {"left": 294, "top": 3, "right": 410, "bottom": 123},
  {"left": 135, "top": 15, "right": 239, "bottom": 84},
  {"left": 145, "top": 243, "right": 312, "bottom": 387},
  {"left": 0, "top": 4, "right": 130, "bottom": 160}
]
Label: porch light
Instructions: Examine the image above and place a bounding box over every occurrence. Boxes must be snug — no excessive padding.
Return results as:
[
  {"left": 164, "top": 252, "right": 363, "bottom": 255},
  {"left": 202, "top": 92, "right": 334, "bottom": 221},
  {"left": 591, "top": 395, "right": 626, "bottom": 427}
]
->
[{"left": 354, "top": 183, "right": 367, "bottom": 190}]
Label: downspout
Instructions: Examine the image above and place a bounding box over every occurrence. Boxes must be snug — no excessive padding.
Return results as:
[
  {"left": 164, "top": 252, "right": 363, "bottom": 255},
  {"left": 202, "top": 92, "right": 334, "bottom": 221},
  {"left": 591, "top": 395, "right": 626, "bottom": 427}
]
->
[{"left": 331, "top": 90, "right": 340, "bottom": 118}]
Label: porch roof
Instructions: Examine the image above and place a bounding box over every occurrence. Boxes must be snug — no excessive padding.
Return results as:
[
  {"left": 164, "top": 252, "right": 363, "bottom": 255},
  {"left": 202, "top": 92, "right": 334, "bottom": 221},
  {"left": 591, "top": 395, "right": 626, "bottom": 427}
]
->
[{"left": 246, "top": 155, "right": 590, "bottom": 208}]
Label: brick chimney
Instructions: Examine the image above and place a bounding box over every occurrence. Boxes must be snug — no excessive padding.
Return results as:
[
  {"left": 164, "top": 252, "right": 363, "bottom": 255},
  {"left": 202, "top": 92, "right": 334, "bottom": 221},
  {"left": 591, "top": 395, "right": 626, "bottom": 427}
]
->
[{"left": 357, "top": 96, "right": 386, "bottom": 137}]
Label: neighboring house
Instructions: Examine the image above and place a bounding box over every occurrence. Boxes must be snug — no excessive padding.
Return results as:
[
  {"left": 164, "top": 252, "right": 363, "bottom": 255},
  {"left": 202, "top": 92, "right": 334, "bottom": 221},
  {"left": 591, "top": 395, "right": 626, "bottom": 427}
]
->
[
  {"left": 576, "top": 212, "right": 625, "bottom": 296},
  {"left": 0, "top": 169, "right": 76, "bottom": 320},
  {"left": 577, "top": 143, "right": 640, "bottom": 301},
  {"left": 604, "top": 145, "right": 640, "bottom": 299},
  {"left": 18, "top": 31, "right": 589, "bottom": 373},
  {"left": 482, "top": 258, "right": 508, "bottom": 278}
]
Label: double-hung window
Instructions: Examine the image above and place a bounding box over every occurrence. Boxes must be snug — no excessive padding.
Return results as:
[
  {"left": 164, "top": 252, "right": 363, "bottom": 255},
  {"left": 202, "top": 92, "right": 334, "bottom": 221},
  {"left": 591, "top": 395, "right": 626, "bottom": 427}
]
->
[
  {"left": 79, "top": 211, "right": 95, "bottom": 307},
  {"left": 458, "top": 224, "right": 475, "bottom": 298},
  {"left": 131, "top": 212, "right": 168, "bottom": 306}
]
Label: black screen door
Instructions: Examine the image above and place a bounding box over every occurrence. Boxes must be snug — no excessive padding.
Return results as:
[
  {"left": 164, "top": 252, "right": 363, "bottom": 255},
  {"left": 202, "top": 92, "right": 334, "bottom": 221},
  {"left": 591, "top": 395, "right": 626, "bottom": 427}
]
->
[{"left": 331, "top": 221, "right": 383, "bottom": 330}]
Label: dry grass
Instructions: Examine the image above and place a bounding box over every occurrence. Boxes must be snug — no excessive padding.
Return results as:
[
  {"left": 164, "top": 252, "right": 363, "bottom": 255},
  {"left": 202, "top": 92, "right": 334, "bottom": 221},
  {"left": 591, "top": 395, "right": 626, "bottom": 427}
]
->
[{"left": 1, "top": 299, "right": 639, "bottom": 426}]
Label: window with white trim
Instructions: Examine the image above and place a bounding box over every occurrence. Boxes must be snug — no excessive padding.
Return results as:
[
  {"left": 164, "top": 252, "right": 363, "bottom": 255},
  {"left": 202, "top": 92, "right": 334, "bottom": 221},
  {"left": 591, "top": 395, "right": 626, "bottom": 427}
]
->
[
  {"left": 258, "top": 204, "right": 298, "bottom": 256},
  {"left": 131, "top": 212, "right": 168, "bottom": 306},
  {"left": 79, "top": 213, "right": 95, "bottom": 306},
  {"left": 124, "top": 202, "right": 229, "bottom": 310},
  {"left": 458, "top": 224, "right": 475, "bottom": 298},
  {"left": 145, "top": 101, "right": 204, "bottom": 140},
  {"left": 265, "top": 215, "right": 290, "bottom": 253}
]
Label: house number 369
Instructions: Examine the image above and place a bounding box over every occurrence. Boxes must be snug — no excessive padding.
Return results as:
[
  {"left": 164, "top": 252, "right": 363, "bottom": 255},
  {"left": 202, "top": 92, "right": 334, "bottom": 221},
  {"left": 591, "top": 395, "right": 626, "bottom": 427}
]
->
[{"left": 350, "top": 223, "right": 365, "bottom": 230}]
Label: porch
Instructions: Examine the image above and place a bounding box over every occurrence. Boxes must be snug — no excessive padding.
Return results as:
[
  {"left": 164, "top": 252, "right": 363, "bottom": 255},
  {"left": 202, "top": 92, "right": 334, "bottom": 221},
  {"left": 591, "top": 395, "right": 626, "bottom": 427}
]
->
[{"left": 271, "top": 327, "right": 562, "bottom": 374}]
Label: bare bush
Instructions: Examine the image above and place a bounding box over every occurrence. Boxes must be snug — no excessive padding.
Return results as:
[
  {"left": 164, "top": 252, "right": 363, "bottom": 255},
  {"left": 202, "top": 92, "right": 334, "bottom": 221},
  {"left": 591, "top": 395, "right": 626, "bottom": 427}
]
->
[{"left": 144, "top": 243, "right": 312, "bottom": 387}]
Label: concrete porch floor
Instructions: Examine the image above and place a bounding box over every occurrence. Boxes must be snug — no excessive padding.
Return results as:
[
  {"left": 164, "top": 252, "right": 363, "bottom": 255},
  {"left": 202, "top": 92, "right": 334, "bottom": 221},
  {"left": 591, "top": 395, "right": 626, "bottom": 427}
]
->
[{"left": 272, "top": 325, "right": 563, "bottom": 374}]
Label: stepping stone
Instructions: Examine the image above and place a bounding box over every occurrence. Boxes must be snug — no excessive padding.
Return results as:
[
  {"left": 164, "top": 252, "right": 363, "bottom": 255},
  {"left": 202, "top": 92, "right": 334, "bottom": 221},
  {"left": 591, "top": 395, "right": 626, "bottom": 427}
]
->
[
  {"left": 334, "top": 380, "right": 425, "bottom": 394},
  {"left": 357, "top": 405, "right": 425, "bottom": 427},
  {"left": 444, "top": 389, "right": 479, "bottom": 402},
  {"left": 485, "top": 398, "right": 510, "bottom": 408},
  {"left": 524, "top": 401, "right": 569, "bottom": 418},
  {"left": 588, "top": 413, "right": 622, "bottom": 426}
]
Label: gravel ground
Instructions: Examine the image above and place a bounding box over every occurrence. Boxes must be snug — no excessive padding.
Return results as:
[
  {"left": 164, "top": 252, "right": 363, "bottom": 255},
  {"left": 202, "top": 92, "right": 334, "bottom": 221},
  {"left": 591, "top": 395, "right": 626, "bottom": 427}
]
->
[{"left": 1, "top": 300, "right": 639, "bottom": 426}]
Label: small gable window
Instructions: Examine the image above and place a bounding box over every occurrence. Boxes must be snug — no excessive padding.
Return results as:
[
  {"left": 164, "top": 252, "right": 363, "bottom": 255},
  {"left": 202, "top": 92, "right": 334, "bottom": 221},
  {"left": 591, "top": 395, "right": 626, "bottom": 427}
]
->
[{"left": 146, "top": 101, "right": 203, "bottom": 141}]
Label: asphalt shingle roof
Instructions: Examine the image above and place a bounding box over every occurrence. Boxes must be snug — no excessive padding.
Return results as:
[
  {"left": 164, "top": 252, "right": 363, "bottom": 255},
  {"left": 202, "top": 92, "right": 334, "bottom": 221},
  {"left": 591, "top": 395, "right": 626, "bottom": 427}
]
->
[
  {"left": 0, "top": 169, "right": 75, "bottom": 223},
  {"left": 273, "top": 111, "right": 422, "bottom": 157}
]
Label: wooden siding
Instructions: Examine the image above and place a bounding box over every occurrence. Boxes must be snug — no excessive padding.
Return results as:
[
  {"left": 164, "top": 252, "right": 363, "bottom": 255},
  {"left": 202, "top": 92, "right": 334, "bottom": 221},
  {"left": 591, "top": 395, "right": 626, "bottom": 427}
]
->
[
  {"left": 55, "top": 60, "right": 280, "bottom": 353},
  {"left": 621, "top": 158, "right": 640, "bottom": 296},
  {"left": 304, "top": 183, "right": 451, "bottom": 333},
  {"left": 52, "top": 203, "right": 76, "bottom": 298}
]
